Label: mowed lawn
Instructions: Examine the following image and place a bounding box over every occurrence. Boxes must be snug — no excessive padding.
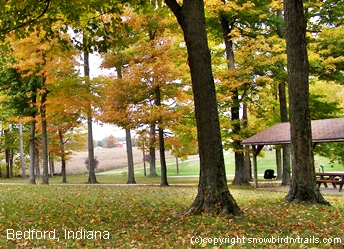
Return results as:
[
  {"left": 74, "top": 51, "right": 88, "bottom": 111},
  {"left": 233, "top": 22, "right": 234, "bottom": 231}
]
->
[
  {"left": 0, "top": 150, "right": 343, "bottom": 248},
  {"left": 0, "top": 184, "right": 343, "bottom": 248},
  {"left": 94, "top": 149, "right": 344, "bottom": 181}
]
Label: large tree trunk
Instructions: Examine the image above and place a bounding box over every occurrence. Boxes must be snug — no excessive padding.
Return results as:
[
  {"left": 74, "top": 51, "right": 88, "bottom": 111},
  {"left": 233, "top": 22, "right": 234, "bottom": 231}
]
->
[
  {"left": 165, "top": 0, "right": 241, "bottom": 215},
  {"left": 5, "top": 147, "right": 10, "bottom": 178},
  {"left": 279, "top": 82, "right": 291, "bottom": 185},
  {"left": 4, "top": 128, "right": 10, "bottom": 178},
  {"left": 284, "top": 0, "right": 328, "bottom": 204},
  {"left": 220, "top": 13, "right": 249, "bottom": 186},
  {"left": 115, "top": 65, "right": 136, "bottom": 184},
  {"left": 149, "top": 124, "right": 158, "bottom": 176},
  {"left": 9, "top": 149, "right": 13, "bottom": 178},
  {"left": 276, "top": 9, "right": 291, "bottom": 186},
  {"left": 83, "top": 40, "right": 97, "bottom": 184},
  {"left": 126, "top": 128, "right": 136, "bottom": 184},
  {"left": 58, "top": 128, "right": 67, "bottom": 183},
  {"left": 19, "top": 123, "right": 26, "bottom": 178},
  {"left": 29, "top": 120, "right": 36, "bottom": 184},
  {"left": 87, "top": 108, "right": 97, "bottom": 184},
  {"left": 34, "top": 142, "right": 40, "bottom": 177},
  {"left": 49, "top": 155, "right": 54, "bottom": 177},
  {"left": 41, "top": 91, "right": 49, "bottom": 184},
  {"left": 243, "top": 104, "right": 252, "bottom": 181},
  {"left": 156, "top": 86, "right": 168, "bottom": 186},
  {"left": 231, "top": 90, "right": 249, "bottom": 186},
  {"left": 159, "top": 127, "right": 168, "bottom": 186}
]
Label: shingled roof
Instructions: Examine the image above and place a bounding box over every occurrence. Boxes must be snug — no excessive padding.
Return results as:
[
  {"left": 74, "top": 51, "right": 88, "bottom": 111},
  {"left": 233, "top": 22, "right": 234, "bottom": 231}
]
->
[{"left": 241, "top": 118, "right": 344, "bottom": 146}]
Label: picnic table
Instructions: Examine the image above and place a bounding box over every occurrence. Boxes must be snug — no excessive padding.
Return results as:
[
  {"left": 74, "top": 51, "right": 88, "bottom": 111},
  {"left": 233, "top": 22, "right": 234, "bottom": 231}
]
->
[{"left": 316, "top": 172, "right": 344, "bottom": 192}]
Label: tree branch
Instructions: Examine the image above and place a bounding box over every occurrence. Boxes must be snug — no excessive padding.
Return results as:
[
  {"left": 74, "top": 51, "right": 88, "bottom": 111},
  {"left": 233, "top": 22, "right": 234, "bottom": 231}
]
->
[
  {"left": 0, "top": 0, "right": 51, "bottom": 33},
  {"left": 164, "top": 0, "right": 183, "bottom": 26}
]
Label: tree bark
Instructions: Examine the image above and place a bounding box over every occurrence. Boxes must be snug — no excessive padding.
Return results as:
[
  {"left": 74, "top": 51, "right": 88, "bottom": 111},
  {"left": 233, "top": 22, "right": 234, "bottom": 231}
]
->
[
  {"left": 176, "top": 156, "right": 179, "bottom": 175},
  {"left": 29, "top": 120, "right": 36, "bottom": 184},
  {"left": 9, "top": 149, "right": 13, "bottom": 178},
  {"left": 156, "top": 86, "right": 168, "bottom": 186},
  {"left": 284, "top": 0, "right": 328, "bottom": 204},
  {"left": 58, "top": 128, "right": 67, "bottom": 183},
  {"left": 276, "top": 10, "right": 291, "bottom": 185},
  {"left": 19, "top": 123, "right": 26, "bottom": 178},
  {"left": 149, "top": 123, "right": 158, "bottom": 176},
  {"left": 49, "top": 155, "right": 54, "bottom": 177},
  {"left": 126, "top": 128, "right": 136, "bottom": 184},
  {"left": 83, "top": 39, "right": 97, "bottom": 184},
  {"left": 34, "top": 141, "right": 40, "bottom": 177},
  {"left": 231, "top": 90, "right": 249, "bottom": 186},
  {"left": 220, "top": 13, "right": 249, "bottom": 186},
  {"left": 5, "top": 147, "right": 10, "bottom": 178},
  {"left": 87, "top": 107, "right": 97, "bottom": 184},
  {"left": 243, "top": 104, "right": 252, "bottom": 181},
  {"left": 279, "top": 82, "right": 291, "bottom": 185},
  {"left": 142, "top": 147, "right": 147, "bottom": 176},
  {"left": 165, "top": 0, "right": 241, "bottom": 215},
  {"left": 4, "top": 128, "right": 10, "bottom": 178},
  {"left": 41, "top": 91, "right": 49, "bottom": 184},
  {"left": 159, "top": 127, "right": 168, "bottom": 186}
]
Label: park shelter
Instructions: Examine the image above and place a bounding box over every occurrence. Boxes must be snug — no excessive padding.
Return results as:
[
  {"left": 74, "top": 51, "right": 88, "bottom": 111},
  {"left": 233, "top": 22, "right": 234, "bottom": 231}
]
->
[{"left": 241, "top": 118, "right": 344, "bottom": 188}]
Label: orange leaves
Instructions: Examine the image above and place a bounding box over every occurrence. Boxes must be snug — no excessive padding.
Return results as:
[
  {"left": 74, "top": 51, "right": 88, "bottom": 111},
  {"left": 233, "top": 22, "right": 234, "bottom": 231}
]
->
[{"left": 6, "top": 26, "right": 77, "bottom": 85}]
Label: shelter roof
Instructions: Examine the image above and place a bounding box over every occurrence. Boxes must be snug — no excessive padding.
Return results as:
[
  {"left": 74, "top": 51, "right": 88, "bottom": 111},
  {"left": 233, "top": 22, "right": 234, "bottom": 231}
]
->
[{"left": 241, "top": 118, "right": 344, "bottom": 146}]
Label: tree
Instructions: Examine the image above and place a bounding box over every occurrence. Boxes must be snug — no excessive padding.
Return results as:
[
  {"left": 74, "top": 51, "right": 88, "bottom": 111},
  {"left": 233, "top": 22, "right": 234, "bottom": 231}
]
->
[
  {"left": 0, "top": 56, "right": 26, "bottom": 178},
  {"left": 46, "top": 66, "right": 85, "bottom": 183},
  {"left": 284, "top": 0, "right": 328, "bottom": 204},
  {"left": 105, "top": 135, "right": 117, "bottom": 148},
  {"left": 0, "top": 0, "right": 129, "bottom": 185},
  {"left": 165, "top": 0, "right": 241, "bottom": 215},
  {"left": 97, "top": 75, "right": 138, "bottom": 184},
  {"left": 166, "top": 100, "right": 198, "bottom": 168},
  {"left": 6, "top": 29, "right": 49, "bottom": 184},
  {"left": 5, "top": 26, "right": 80, "bottom": 184},
  {"left": 206, "top": 0, "right": 288, "bottom": 186},
  {"left": 99, "top": 5, "right": 189, "bottom": 185},
  {"left": 275, "top": 5, "right": 291, "bottom": 185},
  {"left": 217, "top": 1, "right": 249, "bottom": 186},
  {"left": 18, "top": 123, "right": 26, "bottom": 178},
  {"left": 0, "top": 53, "right": 40, "bottom": 183}
]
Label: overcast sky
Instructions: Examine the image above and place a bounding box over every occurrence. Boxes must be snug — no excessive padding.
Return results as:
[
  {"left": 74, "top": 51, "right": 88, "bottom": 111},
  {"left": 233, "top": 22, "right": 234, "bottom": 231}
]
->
[{"left": 92, "top": 123, "right": 125, "bottom": 141}]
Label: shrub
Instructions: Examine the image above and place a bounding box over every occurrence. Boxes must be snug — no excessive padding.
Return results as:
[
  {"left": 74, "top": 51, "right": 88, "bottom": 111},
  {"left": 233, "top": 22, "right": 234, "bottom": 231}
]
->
[{"left": 84, "top": 157, "right": 99, "bottom": 170}]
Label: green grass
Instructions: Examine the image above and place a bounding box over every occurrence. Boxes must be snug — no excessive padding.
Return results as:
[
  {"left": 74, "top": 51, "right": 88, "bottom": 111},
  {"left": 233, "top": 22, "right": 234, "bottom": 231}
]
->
[
  {"left": 0, "top": 185, "right": 343, "bottom": 248},
  {"left": 1, "top": 149, "right": 344, "bottom": 185},
  {"left": 97, "top": 149, "right": 344, "bottom": 178},
  {"left": 0, "top": 150, "right": 343, "bottom": 248}
]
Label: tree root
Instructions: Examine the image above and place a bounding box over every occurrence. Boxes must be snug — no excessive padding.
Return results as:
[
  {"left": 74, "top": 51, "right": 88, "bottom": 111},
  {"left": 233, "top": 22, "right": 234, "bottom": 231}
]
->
[
  {"left": 285, "top": 183, "right": 330, "bottom": 205},
  {"left": 183, "top": 189, "right": 243, "bottom": 217}
]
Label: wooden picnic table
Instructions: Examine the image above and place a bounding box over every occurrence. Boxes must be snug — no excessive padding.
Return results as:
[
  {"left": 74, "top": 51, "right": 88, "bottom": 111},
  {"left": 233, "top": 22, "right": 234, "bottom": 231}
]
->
[{"left": 316, "top": 172, "right": 344, "bottom": 192}]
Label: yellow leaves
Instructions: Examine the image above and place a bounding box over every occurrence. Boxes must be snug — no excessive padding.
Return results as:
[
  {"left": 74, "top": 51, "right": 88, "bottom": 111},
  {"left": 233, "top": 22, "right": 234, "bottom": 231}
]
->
[
  {"left": 309, "top": 79, "right": 344, "bottom": 107},
  {"left": 269, "top": 0, "right": 283, "bottom": 11},
  {"left": 246, "top": 221, "right": 253, "bottom": 227},
  {"left": 5, "top": 25, "right": 76, "bottom": 85}
]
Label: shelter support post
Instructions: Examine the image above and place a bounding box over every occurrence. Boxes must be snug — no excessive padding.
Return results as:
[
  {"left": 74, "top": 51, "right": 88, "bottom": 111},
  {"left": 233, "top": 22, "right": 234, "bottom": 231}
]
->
[
  {"left": 252, "top": 145, "right": 264, "bottom": 188},
  {"left": 252, "top": 145, "right": 258, "bottom": 188}
]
